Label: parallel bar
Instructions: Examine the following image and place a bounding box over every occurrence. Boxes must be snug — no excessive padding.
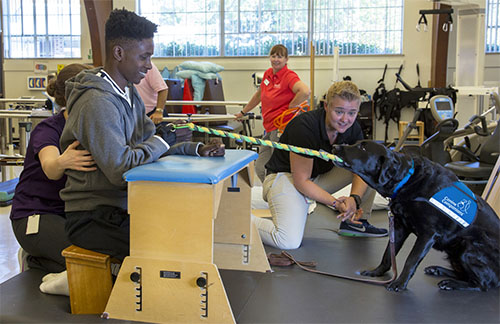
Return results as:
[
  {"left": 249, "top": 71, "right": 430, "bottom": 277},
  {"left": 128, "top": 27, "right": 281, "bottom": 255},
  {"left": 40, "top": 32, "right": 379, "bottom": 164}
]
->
[
  {"left": 0, "top": 114, "right": 33, "bottom": 118},
  {"left": 0, "top": 110, "right": 32, "bottom": 114},
  {"left": 162, "top": 113, "right": 246, "bottom": 123},
  {"left": 164, "top": 101, "right": 247, "bottom": 106},
  {"left": 0, "top": 99, "right": 46, "bottom": 103}
]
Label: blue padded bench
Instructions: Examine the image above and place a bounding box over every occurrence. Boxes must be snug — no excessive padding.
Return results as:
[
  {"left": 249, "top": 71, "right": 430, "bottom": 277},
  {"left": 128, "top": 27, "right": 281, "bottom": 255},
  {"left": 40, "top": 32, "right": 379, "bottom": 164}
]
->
[{"left": 124, "top": 149, "right": 258, "bottom": 184}]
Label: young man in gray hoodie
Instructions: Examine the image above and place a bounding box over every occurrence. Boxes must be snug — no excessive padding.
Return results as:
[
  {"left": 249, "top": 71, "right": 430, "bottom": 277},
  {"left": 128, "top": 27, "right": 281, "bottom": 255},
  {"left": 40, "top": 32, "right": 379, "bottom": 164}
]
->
[{"left": 60, "top": 9, "right": 224, "bottom": 261}]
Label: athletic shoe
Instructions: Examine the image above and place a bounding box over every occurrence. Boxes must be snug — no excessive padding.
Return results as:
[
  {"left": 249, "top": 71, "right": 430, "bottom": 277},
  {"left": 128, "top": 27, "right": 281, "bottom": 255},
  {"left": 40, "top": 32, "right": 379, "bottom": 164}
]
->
[
  {"left": 17, "top": 247, "right": 30, "bottom": 272},
  {"left": 338, "top": 219, "right": 388, "bottom": 237}
]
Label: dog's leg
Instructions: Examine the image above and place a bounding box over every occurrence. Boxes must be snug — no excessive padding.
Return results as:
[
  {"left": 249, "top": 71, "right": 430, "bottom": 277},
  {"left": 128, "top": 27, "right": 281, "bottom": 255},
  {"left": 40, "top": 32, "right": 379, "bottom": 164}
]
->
[
  {"left": 359, "top": 242, "right": 393, "bottom": 277},
  {"left": 360, "top": 224, "right": 410, "bottom": 277},
  {"left": 437, "top": 247, "right": 499, "bottom": 291},
  {"left": 424, "top": 266, "right": 457, "bottom": 278},
  {"left": 387, "top": 233, "right": 438, "bottom": 292}
]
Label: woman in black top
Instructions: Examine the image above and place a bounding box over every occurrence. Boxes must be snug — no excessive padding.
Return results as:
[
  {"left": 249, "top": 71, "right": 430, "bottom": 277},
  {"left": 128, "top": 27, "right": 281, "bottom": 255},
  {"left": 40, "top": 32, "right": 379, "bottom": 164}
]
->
[{"left": 255, "top": 81, "right": 387, "bottom": 250}]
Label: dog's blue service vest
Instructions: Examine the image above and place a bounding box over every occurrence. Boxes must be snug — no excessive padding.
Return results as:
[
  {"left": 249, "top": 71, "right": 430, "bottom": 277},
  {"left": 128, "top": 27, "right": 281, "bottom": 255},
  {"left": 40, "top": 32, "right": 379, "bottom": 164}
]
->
[{"left": 428, "top": 181, "right": 478, "bottom": 228}]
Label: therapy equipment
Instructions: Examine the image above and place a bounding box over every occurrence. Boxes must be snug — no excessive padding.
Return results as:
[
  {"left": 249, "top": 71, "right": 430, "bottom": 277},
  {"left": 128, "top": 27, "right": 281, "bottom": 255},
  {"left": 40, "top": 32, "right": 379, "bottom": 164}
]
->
[
  {"left": 430, "top": 95, "right": 455, "bottom": 121},
  {"left": 103, "top": 150, "right": 269, "bottom": 323}
]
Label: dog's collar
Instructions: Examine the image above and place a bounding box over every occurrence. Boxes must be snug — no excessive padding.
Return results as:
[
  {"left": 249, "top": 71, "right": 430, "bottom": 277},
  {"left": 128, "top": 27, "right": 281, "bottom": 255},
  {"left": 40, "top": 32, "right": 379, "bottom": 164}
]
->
[{"left": 390, "top": 159, "right": 414, "bottom": 199}]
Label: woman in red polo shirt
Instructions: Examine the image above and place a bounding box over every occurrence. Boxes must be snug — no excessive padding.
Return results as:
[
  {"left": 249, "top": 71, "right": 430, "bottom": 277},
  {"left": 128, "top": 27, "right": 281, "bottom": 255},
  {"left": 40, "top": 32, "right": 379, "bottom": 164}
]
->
[{"left": 235, "top": 44, "right": 310, "bottom": 182}]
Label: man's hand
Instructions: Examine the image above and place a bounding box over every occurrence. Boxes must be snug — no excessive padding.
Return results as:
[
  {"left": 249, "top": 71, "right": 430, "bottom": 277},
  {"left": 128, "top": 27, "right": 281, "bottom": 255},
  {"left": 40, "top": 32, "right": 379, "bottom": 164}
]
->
[{"left": 198, "top": 139, "right": 225, "bottom": 157}]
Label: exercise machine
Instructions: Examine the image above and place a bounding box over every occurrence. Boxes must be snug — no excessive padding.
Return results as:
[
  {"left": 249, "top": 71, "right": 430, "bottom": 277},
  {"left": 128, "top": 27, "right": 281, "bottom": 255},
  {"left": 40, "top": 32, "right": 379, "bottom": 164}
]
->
[
  {"left": 393, "top": 73, "right": 458, "bottom": 160},
  {"left": 419, "top": 95, "right": 459, "bottom": 164},
  {"left": 444, "top": 92, "right": 500, "bottom": 192},
  {"left": 429, "top": 95, "right": 454, "bottom": 121}
]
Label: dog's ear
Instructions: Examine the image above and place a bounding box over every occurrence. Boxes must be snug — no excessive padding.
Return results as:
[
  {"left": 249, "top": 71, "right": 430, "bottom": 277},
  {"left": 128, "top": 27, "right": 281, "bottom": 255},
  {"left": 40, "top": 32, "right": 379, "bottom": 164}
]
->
[{"left": 377, "top": 153, "right": 400, "bottom": 185}]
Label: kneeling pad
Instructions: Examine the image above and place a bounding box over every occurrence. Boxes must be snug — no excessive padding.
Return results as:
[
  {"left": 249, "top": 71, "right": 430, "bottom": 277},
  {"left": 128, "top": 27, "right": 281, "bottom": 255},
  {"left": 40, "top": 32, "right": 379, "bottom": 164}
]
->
[{"left": 267, "top": 252, "right": 317, "bottom": 268}]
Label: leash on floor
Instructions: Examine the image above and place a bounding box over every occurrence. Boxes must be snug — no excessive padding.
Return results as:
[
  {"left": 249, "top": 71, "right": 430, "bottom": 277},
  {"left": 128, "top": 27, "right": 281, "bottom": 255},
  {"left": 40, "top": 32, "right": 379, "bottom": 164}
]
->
[{"left": 281, "top": 211, "right": 398, "bottom": 285}]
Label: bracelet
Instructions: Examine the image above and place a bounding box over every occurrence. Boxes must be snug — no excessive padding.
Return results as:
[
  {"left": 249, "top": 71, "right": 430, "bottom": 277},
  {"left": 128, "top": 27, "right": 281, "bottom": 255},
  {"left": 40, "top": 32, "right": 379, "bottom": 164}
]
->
[
  {"left": 350, "top": 194, "right": 361, "bottom": 209},
  {"left": 240, "top": 110, "right": 245, "bottom": 115},
  {"left": 155, "top": 107, "right": 164, "bottom": 113}
]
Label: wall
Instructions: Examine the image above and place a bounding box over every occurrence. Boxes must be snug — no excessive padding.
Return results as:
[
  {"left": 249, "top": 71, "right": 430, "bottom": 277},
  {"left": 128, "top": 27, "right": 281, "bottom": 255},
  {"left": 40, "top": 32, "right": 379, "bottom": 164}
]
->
[
  {"left": 446, "top": 5, "right": 500, "bottom": 87},
  {"left": 445, "top": 1, "right": 500, "bottom": 129},
  {"left": 2, "top": 0, "right": 498, "bottom": 141}
]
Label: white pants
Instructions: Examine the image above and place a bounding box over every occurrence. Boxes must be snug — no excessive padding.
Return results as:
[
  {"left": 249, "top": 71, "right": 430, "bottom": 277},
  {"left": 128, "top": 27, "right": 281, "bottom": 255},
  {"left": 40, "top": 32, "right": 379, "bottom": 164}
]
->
[{"left": 254, "top": 167, "right": 376, "bottom": 250}]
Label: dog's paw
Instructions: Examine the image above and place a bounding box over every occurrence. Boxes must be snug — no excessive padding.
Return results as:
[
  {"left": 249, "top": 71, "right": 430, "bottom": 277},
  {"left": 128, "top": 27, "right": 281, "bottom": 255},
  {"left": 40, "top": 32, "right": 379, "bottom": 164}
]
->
[
  {"left": 437, "top": 279, "right": 480, "bottom": 291},
  {"left": 386, "top": 280, "right": 408, "bottom": 292},
  {"left": 425, "top": 265, "right": 458, "bottom": 278},
  {"left": 438, "top": 279, "right": 457, "bottom": 290},
  {"left": 424, "top": 266, "right": 441, "bottom": 276},
  {"left": 358, "top": 270, "right": 378, "bottom": 277},
  {"left": 359, "top": 267, "right": 387, "bottom": 277}
]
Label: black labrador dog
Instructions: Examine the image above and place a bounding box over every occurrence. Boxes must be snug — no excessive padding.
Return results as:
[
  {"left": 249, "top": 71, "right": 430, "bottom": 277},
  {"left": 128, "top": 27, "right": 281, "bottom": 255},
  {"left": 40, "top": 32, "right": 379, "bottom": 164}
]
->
[{"left": 332, "top": 140, "right": 500, "bottom": 292}]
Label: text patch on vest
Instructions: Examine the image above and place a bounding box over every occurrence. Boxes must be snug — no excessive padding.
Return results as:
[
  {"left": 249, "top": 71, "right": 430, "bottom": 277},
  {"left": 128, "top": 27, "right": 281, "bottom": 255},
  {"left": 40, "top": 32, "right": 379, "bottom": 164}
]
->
[{"left": 428, "top": 181, "right": 477, "bottom": 227}]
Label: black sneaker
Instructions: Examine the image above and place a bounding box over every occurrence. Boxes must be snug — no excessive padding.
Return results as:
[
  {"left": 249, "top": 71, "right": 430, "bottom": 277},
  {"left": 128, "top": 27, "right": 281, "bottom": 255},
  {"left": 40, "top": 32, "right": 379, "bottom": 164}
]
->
[{"left": 338, "top": 219, "right": 388, "bottom": 237}]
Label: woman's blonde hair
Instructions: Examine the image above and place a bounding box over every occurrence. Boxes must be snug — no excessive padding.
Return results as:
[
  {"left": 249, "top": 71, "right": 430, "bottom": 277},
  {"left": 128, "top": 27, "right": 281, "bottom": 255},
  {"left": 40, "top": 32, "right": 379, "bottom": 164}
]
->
[
  {"left": 46, "top": 63, "right": 92, "bottom": 107},
  {"left": 326, "top": 81, "right": 361, "bottom": 106}
]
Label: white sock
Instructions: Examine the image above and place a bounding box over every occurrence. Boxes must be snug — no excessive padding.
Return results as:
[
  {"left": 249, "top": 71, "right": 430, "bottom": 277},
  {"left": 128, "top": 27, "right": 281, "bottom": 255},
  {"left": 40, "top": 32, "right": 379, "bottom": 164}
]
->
[
  {"left": 39, "top": 270, "right": 69, "bottom": 296},
  {"left": 42, "top": 271, "right": 63, "bottom": 282}
]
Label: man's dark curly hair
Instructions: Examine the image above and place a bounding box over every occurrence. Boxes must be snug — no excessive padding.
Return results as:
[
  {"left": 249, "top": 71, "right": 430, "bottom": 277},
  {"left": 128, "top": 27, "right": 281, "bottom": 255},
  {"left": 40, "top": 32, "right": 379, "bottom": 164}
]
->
[{"left": 105, "top": 9, "right": 157, "bottom": 51}]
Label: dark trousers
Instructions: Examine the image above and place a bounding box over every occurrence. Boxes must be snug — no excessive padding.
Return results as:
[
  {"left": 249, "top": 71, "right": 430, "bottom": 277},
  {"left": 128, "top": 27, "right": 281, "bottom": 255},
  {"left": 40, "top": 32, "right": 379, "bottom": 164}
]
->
[
  {"left": 11, "top": 213, "right": 71, "bottom": 273},
  {"left": 65, "top": 206, "right": 130, "bottom": 261}
]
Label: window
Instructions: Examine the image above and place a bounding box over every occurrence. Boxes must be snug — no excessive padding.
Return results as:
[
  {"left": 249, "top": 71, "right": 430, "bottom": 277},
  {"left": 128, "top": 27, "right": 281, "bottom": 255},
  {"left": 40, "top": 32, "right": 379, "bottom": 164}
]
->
[
  {"left": 224, "top": 0, "right": 309, "bottom": 56},
  {"left": 138, "top": 0, "right": 220, "bottom": 57},
  {"left": 313, "top": 0, "right": 403, "bottom": 55},
  {"left": 486, "top": 0, "right": 499, "bottom": 53},
  {"left": 138, "top": 0, "right": 404, "bottom": 57},
  {"left": 2, "top": 0, "right": 81, "bottom": 59}
]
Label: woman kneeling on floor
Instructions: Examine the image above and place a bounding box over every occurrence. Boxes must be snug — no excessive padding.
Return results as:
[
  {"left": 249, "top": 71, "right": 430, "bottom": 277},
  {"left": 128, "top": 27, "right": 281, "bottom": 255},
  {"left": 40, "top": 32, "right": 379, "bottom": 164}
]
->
[
  {"left": 10, "top": 63, "right": 95, "bottom": 295},
  {"left": 254, "top": 81, "right": 388, "bottom": 250}
]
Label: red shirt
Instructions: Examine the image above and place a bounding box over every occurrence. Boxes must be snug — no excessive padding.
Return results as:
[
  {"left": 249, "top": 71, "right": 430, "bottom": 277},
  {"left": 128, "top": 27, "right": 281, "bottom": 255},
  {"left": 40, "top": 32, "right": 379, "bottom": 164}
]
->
[{"left": 260, "top": 65, "right": 300, "bottom": 132}]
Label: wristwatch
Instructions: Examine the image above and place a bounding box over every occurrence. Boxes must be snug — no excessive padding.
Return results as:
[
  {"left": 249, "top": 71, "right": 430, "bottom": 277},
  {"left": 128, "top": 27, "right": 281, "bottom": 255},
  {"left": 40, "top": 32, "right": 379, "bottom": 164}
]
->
[
  {"left": 350, "top": 194, "right": 361, "bottom": 209},
  {"left": 155, "top": 107, "right": 164, "bottom": 114}
]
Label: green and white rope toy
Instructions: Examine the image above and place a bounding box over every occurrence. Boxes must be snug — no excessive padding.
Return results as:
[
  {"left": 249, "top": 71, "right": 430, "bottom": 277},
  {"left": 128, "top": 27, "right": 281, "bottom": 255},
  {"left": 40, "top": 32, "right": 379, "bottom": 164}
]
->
[{"left": 175, "top": 123, "right": 344, "bottom": 164}]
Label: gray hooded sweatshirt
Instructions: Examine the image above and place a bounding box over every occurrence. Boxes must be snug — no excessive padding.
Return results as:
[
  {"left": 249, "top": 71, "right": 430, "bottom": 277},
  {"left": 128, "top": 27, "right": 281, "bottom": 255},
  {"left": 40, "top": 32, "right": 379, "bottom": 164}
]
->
[{"left": 60, "top": 68, "right": 199, "bottom": 212}]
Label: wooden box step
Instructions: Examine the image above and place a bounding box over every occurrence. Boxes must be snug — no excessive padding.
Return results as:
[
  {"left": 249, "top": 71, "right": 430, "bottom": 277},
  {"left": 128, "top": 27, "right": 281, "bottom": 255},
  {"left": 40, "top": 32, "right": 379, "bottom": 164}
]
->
[{"left": 62, "top": 245, "right": 113, "bottom": 315}]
